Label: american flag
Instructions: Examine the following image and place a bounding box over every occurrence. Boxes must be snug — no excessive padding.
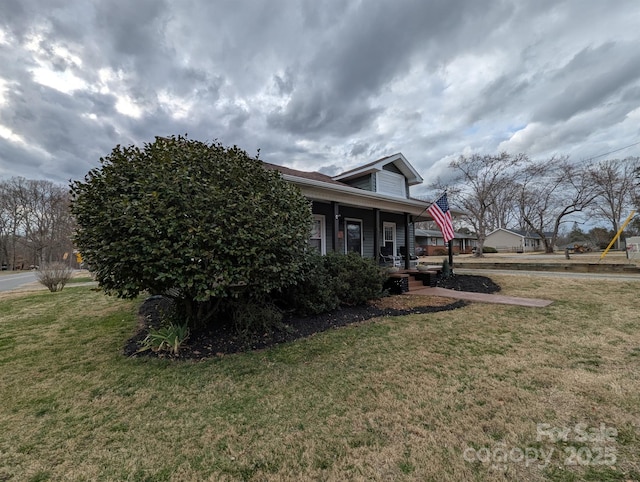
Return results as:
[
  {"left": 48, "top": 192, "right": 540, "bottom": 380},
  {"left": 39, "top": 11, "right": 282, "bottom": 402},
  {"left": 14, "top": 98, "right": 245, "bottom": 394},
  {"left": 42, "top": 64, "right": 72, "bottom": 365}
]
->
[{"left": 427, "top": 193, "right": 455, "bottom": 243}]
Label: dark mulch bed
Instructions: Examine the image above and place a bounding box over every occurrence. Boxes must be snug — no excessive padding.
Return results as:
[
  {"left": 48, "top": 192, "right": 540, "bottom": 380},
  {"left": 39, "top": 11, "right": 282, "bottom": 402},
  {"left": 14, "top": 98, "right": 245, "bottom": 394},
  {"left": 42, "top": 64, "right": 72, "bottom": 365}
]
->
[
  {"left": 123, "top": 274, "right": 498, "bottom": 361},
  {"left": 437, "top": 273, "right": 501, "bottom": 293}
]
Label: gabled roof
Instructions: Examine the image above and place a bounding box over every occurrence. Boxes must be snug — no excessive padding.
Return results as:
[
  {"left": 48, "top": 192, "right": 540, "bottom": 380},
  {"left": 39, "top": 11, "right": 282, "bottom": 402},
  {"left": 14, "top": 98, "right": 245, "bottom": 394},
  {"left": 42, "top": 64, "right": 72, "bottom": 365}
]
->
[
  {"left": 487, "top": 227, "right": 553, "bottom": 239},
  {"left": 415, "top": 228, "right": 477, "bottom": 239},
  {"left": 262, "top": 163, "right": 347, "bottom": 186},
  {"left": 263, "top": 160, "right": 432, "bottom": 219},
  {"left": 332, "top": 153, "right": 424, "bottom": 186}
]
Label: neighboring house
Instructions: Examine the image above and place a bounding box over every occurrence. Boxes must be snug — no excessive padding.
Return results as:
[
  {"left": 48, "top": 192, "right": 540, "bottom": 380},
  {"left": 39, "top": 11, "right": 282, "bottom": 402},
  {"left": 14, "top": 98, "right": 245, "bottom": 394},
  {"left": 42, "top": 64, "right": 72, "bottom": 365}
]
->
[
  {"left": 484, "top": 228, "right": 551, "bottom": 252},
  {"left": 415, "top": 229, "right": 478, "bottom": 255},
  {"left": 627, "top": 237, "right": 640, "bottom": 260},
  {"left": 264, "top": 153, "right": 433, "bottom": 269}
]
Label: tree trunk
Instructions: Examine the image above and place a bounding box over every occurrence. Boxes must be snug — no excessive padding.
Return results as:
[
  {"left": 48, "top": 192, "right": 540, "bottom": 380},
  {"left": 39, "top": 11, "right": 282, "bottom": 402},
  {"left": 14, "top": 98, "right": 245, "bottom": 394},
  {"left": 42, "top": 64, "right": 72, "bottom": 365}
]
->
[{"left": 544, "top": 238, "right": 555, "bottom": 254}]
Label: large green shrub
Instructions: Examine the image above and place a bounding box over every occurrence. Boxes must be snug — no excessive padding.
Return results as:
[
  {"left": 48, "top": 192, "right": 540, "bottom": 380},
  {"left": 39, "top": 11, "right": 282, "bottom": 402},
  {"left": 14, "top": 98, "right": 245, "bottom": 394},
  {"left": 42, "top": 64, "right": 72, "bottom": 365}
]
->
[
  {"left": 278, "top": 252, "right": 340, "bottom": 316},
  {"left": 324, "top": 252, "right": 385, "bottom": 306},
  {"left": 222, "top": 294, "right": 285, "bottom": 339},
  {"left": 70, "top": 136, "right": 312, "bottom": 326},
  {"left": 278, "top": 252, "right": 384, "bottom": 315}
]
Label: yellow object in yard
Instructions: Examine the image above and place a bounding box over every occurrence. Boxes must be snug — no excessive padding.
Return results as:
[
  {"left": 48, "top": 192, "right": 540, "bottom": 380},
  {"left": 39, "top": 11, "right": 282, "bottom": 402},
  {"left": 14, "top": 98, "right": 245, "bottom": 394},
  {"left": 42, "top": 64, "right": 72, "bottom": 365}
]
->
[
  {"left": 600, "top": 210, "right": 636, "bottom": 260},
  {"left": 75, "top": 253, "right": 83, "bottom": 264}
]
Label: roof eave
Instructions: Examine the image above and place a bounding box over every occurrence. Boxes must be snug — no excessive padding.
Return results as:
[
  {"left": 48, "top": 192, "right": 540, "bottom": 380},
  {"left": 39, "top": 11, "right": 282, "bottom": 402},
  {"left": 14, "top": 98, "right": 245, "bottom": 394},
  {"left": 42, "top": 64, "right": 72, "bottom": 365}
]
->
[
  {"left": 332, "top": 153, "right": 424, "bottom": 186},
  {"left": 282, "top": 173, "right": 432, "bottom": 217}
]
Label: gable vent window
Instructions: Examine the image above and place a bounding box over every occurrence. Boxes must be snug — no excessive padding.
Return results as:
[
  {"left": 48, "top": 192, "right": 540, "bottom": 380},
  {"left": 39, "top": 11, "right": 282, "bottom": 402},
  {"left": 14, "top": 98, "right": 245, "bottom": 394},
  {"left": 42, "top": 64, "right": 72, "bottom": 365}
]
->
[{"left": 376, "top": 171, "right": 406, "bottom": 198}]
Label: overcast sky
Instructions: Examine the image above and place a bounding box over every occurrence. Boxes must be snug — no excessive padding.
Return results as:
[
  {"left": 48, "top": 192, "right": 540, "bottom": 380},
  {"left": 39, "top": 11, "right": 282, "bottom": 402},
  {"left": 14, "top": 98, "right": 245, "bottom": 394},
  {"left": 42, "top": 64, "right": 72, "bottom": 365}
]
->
[{"left": 1, "top": 0, "right": 639, "bottom": 195}]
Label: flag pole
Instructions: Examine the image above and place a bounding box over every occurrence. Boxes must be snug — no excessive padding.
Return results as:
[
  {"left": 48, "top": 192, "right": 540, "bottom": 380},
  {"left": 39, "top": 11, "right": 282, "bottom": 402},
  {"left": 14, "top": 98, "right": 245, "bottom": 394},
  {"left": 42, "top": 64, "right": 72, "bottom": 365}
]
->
[
  {"left": 427, "top": 190, "right": 455, "bottom": 272},
  {"left": 444, "top": 190, "right": 453, "bottom": 270},
  {"left": 441, "top": 189, "right": 453, "bottom": 270}
]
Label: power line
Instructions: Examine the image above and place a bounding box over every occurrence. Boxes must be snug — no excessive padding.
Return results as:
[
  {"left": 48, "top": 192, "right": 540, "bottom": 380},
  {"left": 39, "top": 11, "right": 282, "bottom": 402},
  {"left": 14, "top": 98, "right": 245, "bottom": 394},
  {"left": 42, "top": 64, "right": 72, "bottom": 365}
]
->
[{"left": 582, "top": 139, "right": 640, "bottom": 162}]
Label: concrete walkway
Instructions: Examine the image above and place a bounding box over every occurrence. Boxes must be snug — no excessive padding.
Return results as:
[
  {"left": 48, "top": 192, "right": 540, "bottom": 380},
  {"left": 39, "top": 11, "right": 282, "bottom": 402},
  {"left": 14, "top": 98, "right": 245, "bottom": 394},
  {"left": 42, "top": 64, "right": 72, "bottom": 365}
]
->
[{"left": 408, "top": 286, "right": 553, "bottom": 308}]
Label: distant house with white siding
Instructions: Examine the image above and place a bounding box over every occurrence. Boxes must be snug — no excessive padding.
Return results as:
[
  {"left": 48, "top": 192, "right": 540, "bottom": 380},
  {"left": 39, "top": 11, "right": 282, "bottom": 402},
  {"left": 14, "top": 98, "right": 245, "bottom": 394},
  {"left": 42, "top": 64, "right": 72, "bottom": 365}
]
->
[{"left": 484, "top": 228, "right": 551, "bottom": 253}]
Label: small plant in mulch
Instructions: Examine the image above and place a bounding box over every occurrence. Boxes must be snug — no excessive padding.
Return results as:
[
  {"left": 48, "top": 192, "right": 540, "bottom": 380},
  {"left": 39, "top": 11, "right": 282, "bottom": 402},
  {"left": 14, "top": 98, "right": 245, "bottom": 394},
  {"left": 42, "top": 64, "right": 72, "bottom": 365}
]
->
[
  {"left": 441, "top": 258, "right": 451, "bottom": 278},
  {"left": 138, "top": 322, "right": 190, "bottom": 356}
]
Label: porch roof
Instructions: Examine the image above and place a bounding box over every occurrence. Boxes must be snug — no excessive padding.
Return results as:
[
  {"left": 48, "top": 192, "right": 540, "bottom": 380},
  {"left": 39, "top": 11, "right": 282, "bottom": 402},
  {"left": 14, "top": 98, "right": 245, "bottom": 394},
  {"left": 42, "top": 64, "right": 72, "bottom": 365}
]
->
[
  {"left": 487, "top": 227, "right": 553, "bottom": 239},
  {"left": 415, "top": 228, "right": 477, "bottom": 239},
  {"left": 331, "top": 153, "right": 423, "bottom": 186},
  {"left": 264, "top": 162, "right": 432, "bottom": 219}
]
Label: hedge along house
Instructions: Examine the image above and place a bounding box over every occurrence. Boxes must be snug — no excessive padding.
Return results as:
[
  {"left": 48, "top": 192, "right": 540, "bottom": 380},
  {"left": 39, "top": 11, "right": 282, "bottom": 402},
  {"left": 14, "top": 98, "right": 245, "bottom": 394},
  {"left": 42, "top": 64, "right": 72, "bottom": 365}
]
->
[{"left": 264, "top": 153, "right": 433, "bottom": 269}]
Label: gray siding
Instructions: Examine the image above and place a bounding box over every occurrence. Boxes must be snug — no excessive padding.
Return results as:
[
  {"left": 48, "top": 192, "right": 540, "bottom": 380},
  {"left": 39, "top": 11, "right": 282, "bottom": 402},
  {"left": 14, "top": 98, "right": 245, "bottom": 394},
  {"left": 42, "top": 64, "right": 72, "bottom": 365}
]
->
[
  {"left": 381, "top": 163, "right": 411, "bottom": 196},
  {"left": 408, "top": 223, "right": 416, "bottom": 254},
  {"left": 345, "top": 174, "right": 374, "bottom": 191},
  {"left": 310, "top": 201, "right": 416, "bottom": 260},
  {"left": 382, "top": 163, "right": 402, "bottom": 175},
  {"left": 340, "top": 206, "right": 375, "bottom": 257}
]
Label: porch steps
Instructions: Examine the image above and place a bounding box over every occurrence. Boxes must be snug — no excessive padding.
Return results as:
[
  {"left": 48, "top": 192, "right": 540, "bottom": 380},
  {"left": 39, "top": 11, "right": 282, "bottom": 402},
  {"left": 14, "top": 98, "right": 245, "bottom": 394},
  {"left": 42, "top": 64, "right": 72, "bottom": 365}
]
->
[
  {"left": 392, "top": 269, "right": 441, "bottom": 292},
  {"left": 407, "top": 275, "right": 425, "bottom": 291}
]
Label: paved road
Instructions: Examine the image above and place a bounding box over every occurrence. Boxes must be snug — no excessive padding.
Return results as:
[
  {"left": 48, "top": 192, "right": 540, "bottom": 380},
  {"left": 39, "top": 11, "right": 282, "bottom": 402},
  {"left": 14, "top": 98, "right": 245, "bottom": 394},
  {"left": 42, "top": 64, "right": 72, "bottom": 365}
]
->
[
  {"left": 0, "top": 271, "right": 38, "bottom": 292},
  {"left": 456, "top": 268, "right": 640, "bottom": 282}
]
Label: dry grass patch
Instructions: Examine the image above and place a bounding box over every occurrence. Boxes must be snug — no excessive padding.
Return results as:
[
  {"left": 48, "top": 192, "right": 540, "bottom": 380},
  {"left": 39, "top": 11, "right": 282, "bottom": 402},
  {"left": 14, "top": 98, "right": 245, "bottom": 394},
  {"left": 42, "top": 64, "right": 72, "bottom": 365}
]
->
[
  {"left": 1, "top": 279, "right": 639, "bottom": 481},
  {"left": 370, "top": 294, "right": 456, "bottom": 310}
]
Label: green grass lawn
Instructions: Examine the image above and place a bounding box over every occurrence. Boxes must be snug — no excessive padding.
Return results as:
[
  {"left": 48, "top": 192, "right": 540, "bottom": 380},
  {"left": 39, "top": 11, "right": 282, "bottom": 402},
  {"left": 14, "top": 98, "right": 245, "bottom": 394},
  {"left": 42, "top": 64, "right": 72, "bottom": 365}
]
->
[
  {"left": 65, "top": 277, "right": 95, "bottom": 284},
  {"left": 1, "top": 277, "right": 639, "bottom": 481}
]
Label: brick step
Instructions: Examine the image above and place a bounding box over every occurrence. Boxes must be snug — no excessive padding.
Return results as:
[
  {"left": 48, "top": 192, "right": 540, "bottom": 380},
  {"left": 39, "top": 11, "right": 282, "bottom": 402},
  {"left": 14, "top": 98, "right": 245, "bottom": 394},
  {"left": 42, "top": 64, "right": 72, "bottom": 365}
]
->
[
  {"left": 407, "top": 272, "right": 439, "bottom": 290},
  {"left": 407, "top": 278, "right": 425, "bottom": 291},
  {"left": 386, "top": 271, "right": 439, "bottom": 293}
]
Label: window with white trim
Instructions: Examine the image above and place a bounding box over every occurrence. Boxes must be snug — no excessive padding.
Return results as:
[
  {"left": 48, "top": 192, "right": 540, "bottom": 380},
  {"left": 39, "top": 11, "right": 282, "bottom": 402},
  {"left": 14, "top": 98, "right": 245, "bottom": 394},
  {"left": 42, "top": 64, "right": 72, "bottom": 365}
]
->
[
  {"left": 345, "top": 218, "right": 363, "bottom": 255},
  {"left": 309, "top": 215, "right": 326, "bottom": 254},
  {"left": 383, "top": 222, "right": 396, "bottom": 255}
]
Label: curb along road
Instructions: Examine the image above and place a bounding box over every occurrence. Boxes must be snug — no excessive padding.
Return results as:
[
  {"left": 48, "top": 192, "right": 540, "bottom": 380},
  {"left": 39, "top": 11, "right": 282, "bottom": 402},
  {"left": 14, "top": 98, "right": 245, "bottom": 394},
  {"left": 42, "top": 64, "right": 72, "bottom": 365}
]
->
[{"left": 456, "top": 268, "right": 640, "bottom": 282}]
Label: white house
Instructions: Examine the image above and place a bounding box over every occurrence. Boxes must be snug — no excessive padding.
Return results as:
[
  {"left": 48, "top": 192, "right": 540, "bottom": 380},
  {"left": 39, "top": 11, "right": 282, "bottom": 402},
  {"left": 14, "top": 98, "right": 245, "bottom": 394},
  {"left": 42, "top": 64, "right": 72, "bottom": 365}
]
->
[{"left": 484, "top": 228, "right": 549, "bottom": 252}]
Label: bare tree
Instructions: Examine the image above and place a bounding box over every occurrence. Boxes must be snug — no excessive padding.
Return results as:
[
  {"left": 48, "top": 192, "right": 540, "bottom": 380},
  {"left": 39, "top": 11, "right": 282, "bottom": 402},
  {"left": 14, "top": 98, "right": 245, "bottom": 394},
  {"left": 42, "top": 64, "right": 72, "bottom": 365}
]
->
[
  {"left": 441, "top": 152, "right": 525, "bottom": 256},
  {"left": 487, "top": 179, "right": 521, "bottom": 231},
  {"left": 0, "top": 178, "right": 74, "bottom": 270},
  {"left": 0, "top": 182, "right": 10, "bottom": 268},
  {"left": 516, "top": 157, "right": 599, "bottom": 253},
  {"left": 636, "top": 164, "right": 640, "bottom": 204},
  {"left": 0, "top": 178, "right": 29, "bottom": 269},
  {"left": 588, "top": 158, "right": 639, "bottom": 249},
  {"left": 21, "top": 180, "right": 74, "bottom": 266}
]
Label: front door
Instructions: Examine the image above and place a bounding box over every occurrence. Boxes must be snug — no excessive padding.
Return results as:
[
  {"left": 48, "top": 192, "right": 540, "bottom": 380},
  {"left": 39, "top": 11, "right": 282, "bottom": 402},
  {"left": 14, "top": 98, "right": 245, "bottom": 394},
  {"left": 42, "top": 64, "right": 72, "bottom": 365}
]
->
[
  {"left": 345, "top": 219, "right": 363, "bottom": 255},
  {"left": 383, "top": 222, "right": 396, "bottom": 257}
]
